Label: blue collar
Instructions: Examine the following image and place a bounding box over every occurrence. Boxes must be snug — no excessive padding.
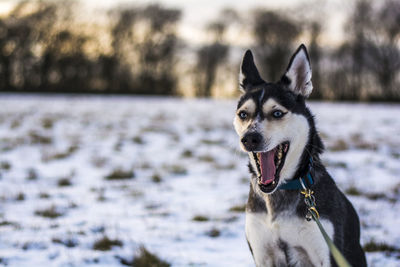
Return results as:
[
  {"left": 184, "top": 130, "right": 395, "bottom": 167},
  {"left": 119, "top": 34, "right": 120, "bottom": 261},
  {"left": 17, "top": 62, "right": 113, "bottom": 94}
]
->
[{"left": 278, "top": 157, "right": 314, "bottom": 190}]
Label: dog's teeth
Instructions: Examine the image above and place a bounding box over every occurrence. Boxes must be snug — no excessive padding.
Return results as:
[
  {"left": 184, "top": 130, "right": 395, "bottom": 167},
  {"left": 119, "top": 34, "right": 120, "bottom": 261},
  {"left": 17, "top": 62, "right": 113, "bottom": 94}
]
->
[{"left": 272, "top": 181, "right": 276, "bottom": 185}]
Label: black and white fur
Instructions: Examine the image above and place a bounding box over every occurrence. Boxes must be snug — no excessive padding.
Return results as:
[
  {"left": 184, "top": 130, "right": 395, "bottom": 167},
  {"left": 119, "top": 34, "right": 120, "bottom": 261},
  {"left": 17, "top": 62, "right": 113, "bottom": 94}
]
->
[{"left": 233, "top": 44, "right": 366, "bottom": 267}]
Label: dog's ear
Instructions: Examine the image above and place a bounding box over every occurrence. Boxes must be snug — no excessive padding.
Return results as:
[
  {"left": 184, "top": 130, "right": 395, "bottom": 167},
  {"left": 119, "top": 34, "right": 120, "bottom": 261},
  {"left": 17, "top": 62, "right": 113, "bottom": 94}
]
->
[
  {"left": 239, "top": 50, "right": 264, "bottom": 92},
  {"left": 281, "top": 44, "right": 313, "bottom": 97}
]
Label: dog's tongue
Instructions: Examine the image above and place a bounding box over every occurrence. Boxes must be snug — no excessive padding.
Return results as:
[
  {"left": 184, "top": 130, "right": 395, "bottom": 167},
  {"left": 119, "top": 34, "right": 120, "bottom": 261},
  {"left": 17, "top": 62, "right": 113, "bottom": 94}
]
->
[{"left": 259, "top": 150, "right": 276, "bottom": 185}]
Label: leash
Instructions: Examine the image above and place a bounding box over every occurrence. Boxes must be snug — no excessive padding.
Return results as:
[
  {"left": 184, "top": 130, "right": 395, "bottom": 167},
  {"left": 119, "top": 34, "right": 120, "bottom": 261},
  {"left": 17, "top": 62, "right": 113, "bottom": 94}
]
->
[
  {"left": 299, "top": 179, "right": 352, "bottom": 267},
  {"left": 279, "top": 157, "right": 352, "bottom": 267}
]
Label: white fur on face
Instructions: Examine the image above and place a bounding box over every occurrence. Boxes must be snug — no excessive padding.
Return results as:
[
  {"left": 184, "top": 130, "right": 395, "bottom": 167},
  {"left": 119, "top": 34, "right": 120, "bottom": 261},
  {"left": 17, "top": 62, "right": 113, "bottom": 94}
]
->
[
  {"left": 234, "top": 99, "right": 269, "bottom": 152},
  {"left": 285, "top": 48, "right": 313, "bottom": 97},
  {"left": 233, "top": 98, "right": 256, "bottom": 137},
  {"left": 259, "top": 99, "right": 309, "bottom": 183},
  {"left": 234, "top": 98, "right": 309, "bottom": 184}
]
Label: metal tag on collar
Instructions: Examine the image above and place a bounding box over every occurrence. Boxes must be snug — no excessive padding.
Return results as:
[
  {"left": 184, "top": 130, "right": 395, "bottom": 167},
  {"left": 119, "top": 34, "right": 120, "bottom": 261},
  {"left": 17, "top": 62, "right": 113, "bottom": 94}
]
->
[{"left": 300, "top": 178, "right": 319, "bottom": 221}]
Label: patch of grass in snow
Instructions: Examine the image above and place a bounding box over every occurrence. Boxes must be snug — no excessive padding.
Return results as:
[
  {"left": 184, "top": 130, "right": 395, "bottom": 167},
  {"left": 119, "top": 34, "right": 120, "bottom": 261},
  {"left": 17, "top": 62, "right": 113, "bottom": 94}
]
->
[
  {"left": 26, "top": 168, "right": 39, "bottom": 180},
  {"left": 319, "top": 131, "right": 329, "bottom": 140},
  {"left": 206, "top": 228, "right": 221, "bottom": 238},
  {"left": 0, "top": 161, "right": 11, "bottom": 170},
  {"left": 95, "top": 188, "right": 107, "bottom": 201},
  {"left": 93, "top": 236, "right": 123, "bottom": 251},
  {"left": 345, "top": 186, "right": 362, "bottom": 196},
  {"left": 35, "top": 205, "right": 64, "bottom": 219},
  {"left": 164, "top": 164, "right": 187, "bottom": 175},
  {"left": 22, "top": 241, "right": 47, "bottom": 250},
  {"left": 192, "top": 215, "right": 210, "bottom": 222},
  {"left": 129, "top": 190, "right": 144, "bottom": 198},
  {"left": 328, "top": 139, "right": 349, "bottom": 151},
  {"left": 240, "top": 177, "right": 249, "bottom": 184},
  {"left": 200, "top": 139, "right": 224, "bottom": 146},
  {"left": 365, "top": 192, "right": 396, "bottom": 203},
  {"left": 345, "top": 187, "right": 396, "bottom": 202},
  {"left": 151, "top": 173, "right": 162, "bottom": 183},
  {"left": 323, "top": 160, "right": 348, "bottom": 169},
  {"left": 223, "top": 216, "right": 239, "bottom": 223},
  {"left": 119, "top": 246, "right": 170, "bottom": 267},
  {"left": 57, "top": 171, "right": 75, "bottom": 187},
  {"left": 52, "top": 237, "right": 78, "bottom": 248},
  {"left": 393, "top": 183, "right": 400, "bottom": 195},
  {"left": 350, "top": 133, "right": 377, "bottom": 150},
  {"left": 198, "top": 154, "right": 215, "bottom": 163},
  {"left": 0, "top": 257, "right": 8, "bottom": 265},
  {"left": 139, "top": 162, "right": 152, "bottom": 169},
  {"left": 145, "top": 203, "right": 161, "bottom": 210},
  {"left": 38, "top": 192, "right": 51, "bottom": 199},
  {"left": 105, "top": 168, "right": 135, "bottom": 180},
  {"left": 181, "top": 149, "right": 193, "bottom": 158},
  {"left": 68, "top": 202, "right": 78, "bottom": 209},
  {"left": 0, "top": 137, "right": 23, "bottom": 152},
  {"left": 363, "top": 240, "right": 400, "bottom": 253},
  {"left": 43, "top": 144, "right": 79, "bottom": 161},
  {"left": 329, "top": 136, "right": 378, "bottom": 152},
  {"left": 0, "top": 220, "right": 20, "bottom": 228},
  {"left": 365, "top": 192, "right": 386, "bottom": 200},
  {"left": 169, "top": 133, "right": 180, "bottom": 142},
  {"left": 15, "top": 192, "right": 25, "bottom": 201},
  {"left": 214, "top": 162, "right": 236, "bottom": 170},
  {"left": 198, "top": 124, "right": 212, "bottom": 132},
  {"left": 10, "top": 119, "right": 21, "bottom": 129},
  {"left": 28, "top": 131, "right": 52, "bottom": 145},
  {"left": 41, "top": 117, "right": 54, "bottom": 129},
  {"left": 114, "top": 138, "right": 124, "bottom": 151},
  {"left": 58, "top": 177, "right": 73, "bottom": 187},
  {"left": 132, "top": 136, "right": 145, "bottom": 145},
  {"left": 91, "top": 156, "right": 108, "bottom": 168},
  {"left": 229, "top": 204, "right": 246, "bottom": 213}
]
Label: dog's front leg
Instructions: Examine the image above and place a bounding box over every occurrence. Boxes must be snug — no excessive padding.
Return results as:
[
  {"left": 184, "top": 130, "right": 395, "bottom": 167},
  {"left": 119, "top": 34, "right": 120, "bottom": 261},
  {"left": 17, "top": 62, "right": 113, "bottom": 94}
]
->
[{"left": 246, "top": 212, "right": 287, "bottom": 267}]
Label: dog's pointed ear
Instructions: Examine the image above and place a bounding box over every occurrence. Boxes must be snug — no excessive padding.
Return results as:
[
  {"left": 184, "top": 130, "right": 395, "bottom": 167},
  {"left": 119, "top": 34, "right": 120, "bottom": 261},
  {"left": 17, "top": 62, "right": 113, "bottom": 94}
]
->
[
  {"left": 281, "top": 44, "right": 313, "bottom": 97},
  {"left": 239, "top": 50, "right": 264, "bottom": 92}
]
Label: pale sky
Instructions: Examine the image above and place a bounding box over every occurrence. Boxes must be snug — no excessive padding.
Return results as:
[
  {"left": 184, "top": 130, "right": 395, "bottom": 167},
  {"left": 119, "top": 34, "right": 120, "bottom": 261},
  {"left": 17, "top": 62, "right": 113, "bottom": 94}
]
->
[{"left": 0, "top": 0, "right": 350, "bottom": 47}]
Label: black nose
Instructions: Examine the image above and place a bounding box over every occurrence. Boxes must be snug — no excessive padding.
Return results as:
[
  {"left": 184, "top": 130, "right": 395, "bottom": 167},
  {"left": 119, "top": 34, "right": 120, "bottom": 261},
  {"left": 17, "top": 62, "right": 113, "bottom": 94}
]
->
[{"left": 241, "top": 132, "right": 262, "bottom": 151}]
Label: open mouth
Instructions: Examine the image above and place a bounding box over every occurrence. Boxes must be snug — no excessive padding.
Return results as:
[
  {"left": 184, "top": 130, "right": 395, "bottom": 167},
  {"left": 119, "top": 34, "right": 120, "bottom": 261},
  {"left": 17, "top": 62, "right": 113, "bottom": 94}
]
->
[{"left": 252, "top": 142, "right": 290, "bottom": 193}]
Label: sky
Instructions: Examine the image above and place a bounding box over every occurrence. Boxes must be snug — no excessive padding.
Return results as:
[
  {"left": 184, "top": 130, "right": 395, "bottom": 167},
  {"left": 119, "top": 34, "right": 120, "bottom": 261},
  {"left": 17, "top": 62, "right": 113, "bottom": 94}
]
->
[
  {"left": 0, "top": 0, "right": 349, "bottom": 47},
  {"left": 84, "top": 0, "right": 349, "bottom": 47}
]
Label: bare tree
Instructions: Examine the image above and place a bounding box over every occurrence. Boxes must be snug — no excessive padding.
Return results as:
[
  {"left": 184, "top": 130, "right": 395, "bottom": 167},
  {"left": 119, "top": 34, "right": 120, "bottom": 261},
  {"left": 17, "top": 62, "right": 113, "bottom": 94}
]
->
[
  {"left": 194, "top": 9, "right": 237, "bottom": 97},
  {"left": 308, "top": 21, "right": 324, "bottom": 99},
  {"left": 251, "top": 10, "right": 301, "bottom": 82},
  {"left": 365, "top": 0, "right": 400, "bottom": 100}
]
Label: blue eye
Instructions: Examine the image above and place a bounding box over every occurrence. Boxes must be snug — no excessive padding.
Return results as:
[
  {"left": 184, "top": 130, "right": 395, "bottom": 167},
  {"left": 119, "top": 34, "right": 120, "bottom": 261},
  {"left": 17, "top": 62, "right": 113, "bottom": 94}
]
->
[
  {"left": 272, "top": 110, "right": 284, "bottom": 118},
  {"left": 239, "top": 111, "right": 248, "bottom": 120}
]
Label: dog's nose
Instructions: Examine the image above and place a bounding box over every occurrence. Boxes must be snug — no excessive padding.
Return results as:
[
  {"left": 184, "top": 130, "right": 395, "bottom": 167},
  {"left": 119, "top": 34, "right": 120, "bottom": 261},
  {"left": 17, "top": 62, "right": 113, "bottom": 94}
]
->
[{"left": 241, "top": 132, "right": 262, "bottom": 151}]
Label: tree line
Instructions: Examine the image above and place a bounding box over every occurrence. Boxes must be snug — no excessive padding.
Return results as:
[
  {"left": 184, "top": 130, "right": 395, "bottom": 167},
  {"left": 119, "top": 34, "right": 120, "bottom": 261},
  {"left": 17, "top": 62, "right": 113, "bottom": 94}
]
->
[{"left": 0, "top": 0, "right": 398, "bottom": 101}]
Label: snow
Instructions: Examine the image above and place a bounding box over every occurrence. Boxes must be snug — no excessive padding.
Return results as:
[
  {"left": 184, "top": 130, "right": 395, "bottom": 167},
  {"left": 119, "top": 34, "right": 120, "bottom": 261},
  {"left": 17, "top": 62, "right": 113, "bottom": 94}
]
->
[{"left": 0, "top": 95, "right": 399, "bottom": 266}]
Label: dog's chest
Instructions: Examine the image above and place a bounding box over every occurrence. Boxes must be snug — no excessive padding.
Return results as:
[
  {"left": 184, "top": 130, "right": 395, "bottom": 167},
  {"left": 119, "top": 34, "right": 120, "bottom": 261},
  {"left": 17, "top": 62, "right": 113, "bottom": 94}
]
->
[{"left": 246, "top": 212, "right": 333, "bottom": 267}]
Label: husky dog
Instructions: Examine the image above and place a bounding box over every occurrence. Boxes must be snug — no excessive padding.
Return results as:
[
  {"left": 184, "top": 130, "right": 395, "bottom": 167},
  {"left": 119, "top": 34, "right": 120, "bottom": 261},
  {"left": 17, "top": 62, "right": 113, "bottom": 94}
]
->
[{"left": 233, "top": 44, "right": 366, "bottom": 267}]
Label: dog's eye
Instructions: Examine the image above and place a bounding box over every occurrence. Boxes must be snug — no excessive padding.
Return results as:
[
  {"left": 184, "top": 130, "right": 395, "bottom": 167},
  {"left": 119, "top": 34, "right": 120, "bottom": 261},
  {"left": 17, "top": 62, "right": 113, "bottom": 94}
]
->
[
  {"left": 238, "top": 111, "right": 248, "bottom": 120},
  {"left": 272, "top": 110, "right": 284, "bottom": 119}
]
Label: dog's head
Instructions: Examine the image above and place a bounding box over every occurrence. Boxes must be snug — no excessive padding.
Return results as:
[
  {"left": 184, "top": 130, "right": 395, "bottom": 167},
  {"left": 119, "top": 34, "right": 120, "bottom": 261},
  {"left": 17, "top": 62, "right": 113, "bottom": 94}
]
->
[{"left": 234, "top": 44, "right": 314, "bottom": 194}]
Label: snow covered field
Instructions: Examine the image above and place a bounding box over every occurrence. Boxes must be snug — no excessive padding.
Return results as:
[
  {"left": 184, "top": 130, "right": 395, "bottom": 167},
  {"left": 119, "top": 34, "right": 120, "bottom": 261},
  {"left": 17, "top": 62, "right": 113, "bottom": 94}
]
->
[{"left": 0, "top": 95, "right": 399, "bottom": 267}]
